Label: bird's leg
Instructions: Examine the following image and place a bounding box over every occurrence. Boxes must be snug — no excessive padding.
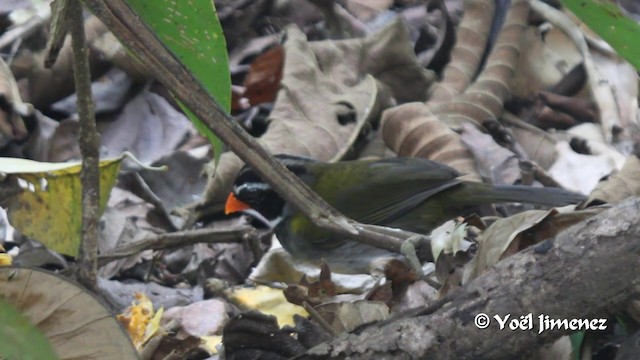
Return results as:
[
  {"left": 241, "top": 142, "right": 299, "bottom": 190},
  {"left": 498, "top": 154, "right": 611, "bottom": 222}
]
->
[{"left": 400, "top": 235, "right": 431, "bottom": 278}]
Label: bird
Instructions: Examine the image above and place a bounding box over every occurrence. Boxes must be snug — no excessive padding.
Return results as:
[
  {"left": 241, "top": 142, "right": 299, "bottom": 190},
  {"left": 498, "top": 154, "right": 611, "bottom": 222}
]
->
[{"left": 225, "top": 155, "right": 586, "bottom": 273}]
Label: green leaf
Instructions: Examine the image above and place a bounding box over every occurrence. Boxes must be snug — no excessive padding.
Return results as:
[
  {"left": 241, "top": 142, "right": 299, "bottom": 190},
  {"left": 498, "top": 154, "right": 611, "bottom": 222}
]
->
[
  {"left": 570, "top": 331, "right": 585, "bottom": 360},
  {"left": 0, "top": 298, "right": 59, "bottom": 360},
  {"left": 561, "top": 0, "right": 640, "bottom": 70},
  {"left": 125, "top": 0, "right": 231, "bottom": 163}
]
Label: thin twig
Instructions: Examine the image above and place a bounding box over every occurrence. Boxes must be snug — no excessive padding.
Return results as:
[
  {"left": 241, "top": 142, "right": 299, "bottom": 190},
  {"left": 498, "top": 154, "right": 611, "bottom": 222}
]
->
[
  {"left": 45, "top": 0, "right": 71, "bottom": 68},
  {"left": 97, "top": 226, "right": 261, "bottom": 266},
  {"left": 70, "top": 0, "right": 100, "bottom": 291}
]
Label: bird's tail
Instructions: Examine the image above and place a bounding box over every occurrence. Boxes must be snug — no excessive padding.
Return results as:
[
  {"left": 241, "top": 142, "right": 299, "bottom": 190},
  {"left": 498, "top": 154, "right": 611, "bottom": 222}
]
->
[{"left": 472, "top": 183, "right": 586, "bottom": 207}]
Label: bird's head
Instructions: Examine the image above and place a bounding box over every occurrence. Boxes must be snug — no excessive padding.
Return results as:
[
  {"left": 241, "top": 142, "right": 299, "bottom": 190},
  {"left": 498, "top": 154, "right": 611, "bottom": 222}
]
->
[{"left": 225, "top": 155, "right": 315, "bottom": 228}]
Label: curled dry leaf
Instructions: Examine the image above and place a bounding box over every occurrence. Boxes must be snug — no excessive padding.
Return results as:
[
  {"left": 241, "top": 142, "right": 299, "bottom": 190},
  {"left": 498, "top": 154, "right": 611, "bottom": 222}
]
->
[
  {"left": 588, "top": 155, "right": 640, "bottom": 205},
  {"left": 204, "top": 19, "right": 429, "bottom": 203},
  {"left": 381, "top": 0, "right": 531, "bottom": 179},
  {"left": 382, "top": 102, "right": 479, "bottom": 178},
  {"left": 510, "top": 26, "right": 581, "bottom": 102},
  {"left": 0, "top": 57, "right": 30, "bottom": 148},
  {"left": 462, "top": 206, "right": 603, "bottom": 283},
  {"left": 427, "top": 0, "right": 495, "bottom": 104}
]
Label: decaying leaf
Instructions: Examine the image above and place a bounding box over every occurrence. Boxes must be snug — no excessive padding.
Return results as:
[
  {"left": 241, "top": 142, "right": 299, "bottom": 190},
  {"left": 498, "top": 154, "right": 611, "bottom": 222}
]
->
[
  {"left": 382, "top": 102, "right": 478, "bottom": 178},
  {"left": 588, "top": 155, "right": 640, "bottom": 205},
  {"left": 241, "top": 45, "right": 284, "bottom": 108},
  {"left": 511, "top": 26, "right": 581, "bottom": 102},
  {"left": 548, "top": 141, "right": 620, "bottom": 194},
  {"left": 117, "top": 292, "right": 164, "bottom": 350},
  {"left": 315, "top": 300, "right": 389, "bottom": 333},
  {"left": 0, "top": 155, "right": 123, "bottom": 256},
  {"left": 249, "top": 247, "right": 378, "bottom": 294},
  {"left": 203, "top": 18, "right": 428, "bottom": 204},
  {"left": 463, "top": 206, "right": 603, "bottom": 283},
  {"left": 161, "top": 299, "right": 228, "bottom": 339},
  {"left": 382, "top": 0, "right": 531, "bottom": 179},
  {"left": 226, "top": 285, "right": 308, "bottom": 327},
  {"left": 0, "top": 298, "right": 59, "bottom": 360},
  {"left": 0, "top": 267, "right": 138, "bottom": 359},
  {"left": 430, "top": 220, "right": 471, "bottom": 261},
  {"left": 0, "top": 57, "right": 31, "bottom": 148}
]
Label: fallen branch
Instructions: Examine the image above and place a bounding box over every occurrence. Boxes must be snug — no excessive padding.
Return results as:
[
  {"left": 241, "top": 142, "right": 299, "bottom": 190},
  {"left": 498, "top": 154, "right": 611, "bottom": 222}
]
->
[
  {"left": 97, "top": 226, "right": 261, "bottom": 266},
  {"left": 308, "top": 197, "right": 640, "bottom": 359}
]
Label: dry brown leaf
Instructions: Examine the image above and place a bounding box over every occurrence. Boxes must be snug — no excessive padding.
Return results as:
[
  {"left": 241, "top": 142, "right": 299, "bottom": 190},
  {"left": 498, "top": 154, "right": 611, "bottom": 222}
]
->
[
  {"left": 511, "top": 26, "right": 581, "bottom": 102},
  {"left": 462, "top": 206, "right": 602, "bottom": 283},
  {"left": 314, "top": 300, "right": 388, "bottom": 333},
  {"left": 203, "top": 19, "right": 428, "bottom": 203},
  {"left": 0, "top": 57, "right": 30, "bottom": 148},
  {"left": 588, "top": 155, "right": 640, "bottom": 205},
  {"left": 250, "top": 247, "right": 378, "bottom": 294},
  {"left": 353, "top": 19, "right": 435, "bottom": 103},
  {"left": 427, "top": 0, "right": 495, "bottom": 104},
  {"left": 381, "top": 0, "right": 531, "bottom": 179},
  {"left": 0, "top": 267, "right": 138, "bottom": 359},
  {"left": 242, "top": 45, "right": 284, "bottom": 107},
  {"left": 381, "top": 102, "right": 479, "bottom": 178}
]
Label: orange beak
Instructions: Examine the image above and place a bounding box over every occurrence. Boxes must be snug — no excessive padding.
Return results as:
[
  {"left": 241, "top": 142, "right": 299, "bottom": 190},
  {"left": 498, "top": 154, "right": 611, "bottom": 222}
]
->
[{"left": 225, "top": 192, "right": 251, "bottom": 215}]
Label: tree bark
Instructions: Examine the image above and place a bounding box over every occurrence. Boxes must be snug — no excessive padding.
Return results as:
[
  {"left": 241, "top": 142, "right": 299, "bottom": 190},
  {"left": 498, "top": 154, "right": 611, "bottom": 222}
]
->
[{"left": 307, "top": 198, "right": 640, "bottom": 359}]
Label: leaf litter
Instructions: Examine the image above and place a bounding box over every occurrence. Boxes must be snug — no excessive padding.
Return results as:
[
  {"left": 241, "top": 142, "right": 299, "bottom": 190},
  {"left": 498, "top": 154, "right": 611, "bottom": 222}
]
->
[{"left": 1, "top": 0, "right": 639, "bottom": 358}]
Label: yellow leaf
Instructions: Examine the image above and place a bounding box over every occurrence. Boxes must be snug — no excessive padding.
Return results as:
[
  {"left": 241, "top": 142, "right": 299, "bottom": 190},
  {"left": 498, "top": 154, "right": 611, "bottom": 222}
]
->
[
  {"left": 117, "top": 293, "right": 163, "bottom": 350},
  {"left": 227, "top": 285, "right": 308, "bottom": 327},
  {"left": 0, "top": 254, "right": 11, "bottom": 266},
  {"left": 1, "top": 155, "right": 122, "bottom": 257},
  {"left": 201, "top": 335, "right": 222, "bottom": 354}
]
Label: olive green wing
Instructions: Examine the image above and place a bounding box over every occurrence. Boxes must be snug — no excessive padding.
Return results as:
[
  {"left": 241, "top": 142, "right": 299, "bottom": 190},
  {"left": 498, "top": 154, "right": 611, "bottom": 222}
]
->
[{"left": 302, "top": 158, "right": 462, "bottom": 249}]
